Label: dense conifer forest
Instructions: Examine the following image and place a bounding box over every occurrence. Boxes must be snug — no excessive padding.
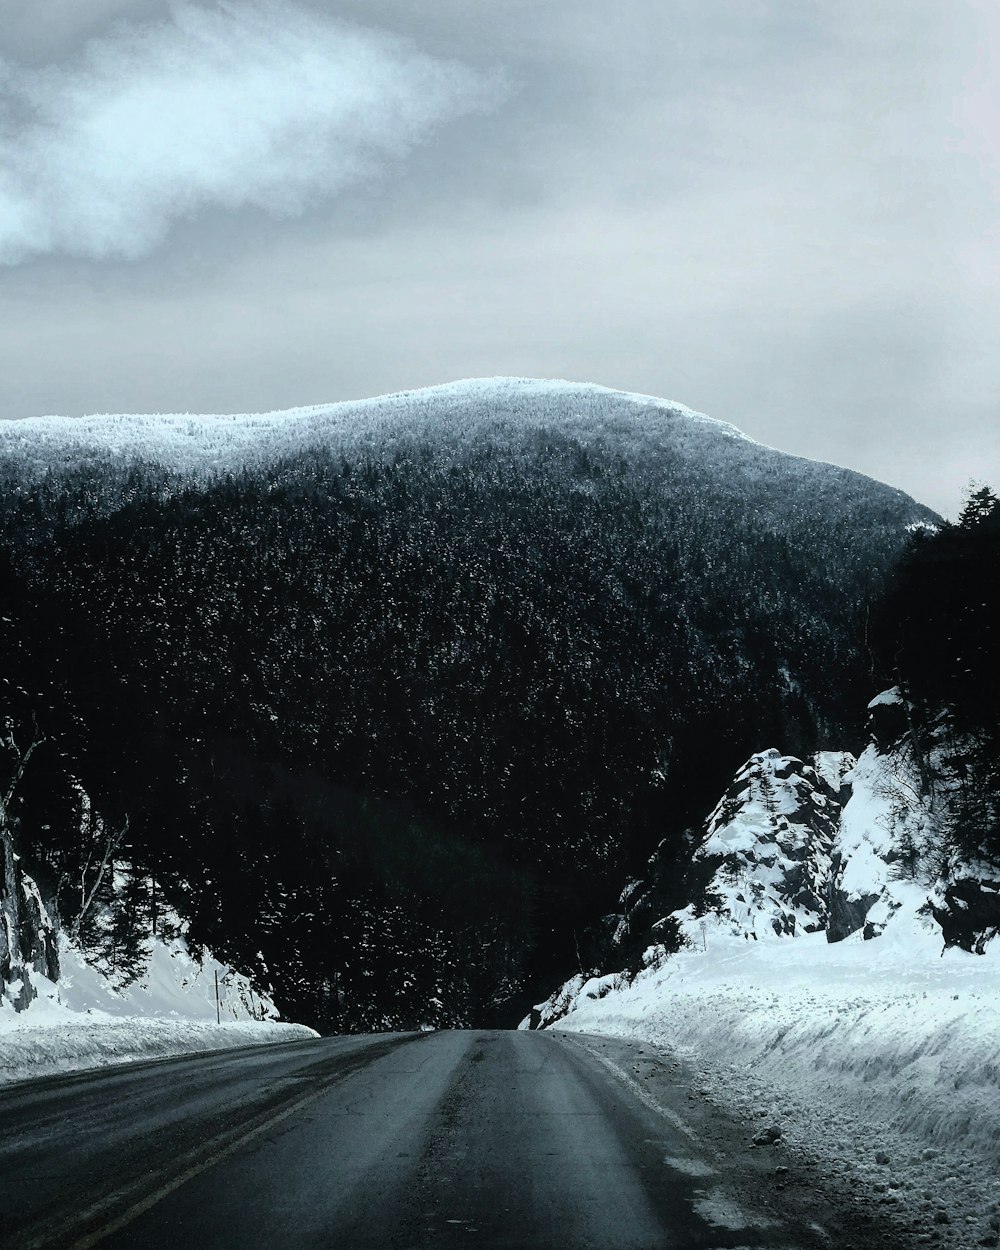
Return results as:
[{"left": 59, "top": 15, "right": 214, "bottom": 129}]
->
[
  {"left": 872, "top": 486, "right": 1000, "bottom": 871},
  {"left": 0, "top": 384, "right": 941, "bottom": 1027}
]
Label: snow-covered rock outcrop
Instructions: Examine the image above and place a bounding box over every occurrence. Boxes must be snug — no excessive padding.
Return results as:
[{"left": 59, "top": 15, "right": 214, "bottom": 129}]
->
[
  {"left": 523, "top": 690, "right": 1000, "bottom": 1249},
  {"left": 2, "top": 727, "right": 61, "bottom": 1013},
  {"left": 529, "top": 687, "right": 996, "bottom": 1031},
  {"left": 673, "top": 747, "right": 854, "bottom": 942}
]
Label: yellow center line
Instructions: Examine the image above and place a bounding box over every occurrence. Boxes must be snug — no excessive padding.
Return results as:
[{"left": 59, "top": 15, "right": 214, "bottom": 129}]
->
[
  {"left": 17, "top": 1034, "right": 429, "bottom": 1250},
  {"left": 66, "top": 1079, "right": 336, "bottom": 1250}
]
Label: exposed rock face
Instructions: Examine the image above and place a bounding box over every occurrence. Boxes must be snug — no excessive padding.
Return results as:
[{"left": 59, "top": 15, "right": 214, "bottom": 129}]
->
[
  {"left": 825, "top": 880, "right": 880, "bottom": 943},
  {"left": 931, "top": 878, "right": 1000, "bottom": 955},
  {"left": 1, "top": 828, "right": 60, "bottom": 1012}
]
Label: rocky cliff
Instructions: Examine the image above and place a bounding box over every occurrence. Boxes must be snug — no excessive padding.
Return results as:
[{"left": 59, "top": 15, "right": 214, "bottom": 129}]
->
[{"left": 1, "top": 828, "right": 60, "bottom": 1012}]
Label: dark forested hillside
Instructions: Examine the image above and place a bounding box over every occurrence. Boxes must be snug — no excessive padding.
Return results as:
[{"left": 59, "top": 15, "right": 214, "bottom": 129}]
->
[
  {"left": 872, "top": 485, "right": 1000, "bottom": 874},
  {"left": 0, "top": 380, "right": 937, "bottom": 1028}
]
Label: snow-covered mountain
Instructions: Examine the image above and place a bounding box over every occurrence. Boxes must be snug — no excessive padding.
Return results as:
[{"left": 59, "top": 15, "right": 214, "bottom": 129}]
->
[{"left": 1, "top": 378, "right": 940, "bottom": 1029}]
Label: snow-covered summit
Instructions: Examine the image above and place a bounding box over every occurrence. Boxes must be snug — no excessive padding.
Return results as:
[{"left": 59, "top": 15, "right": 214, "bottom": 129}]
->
[
  {"left": 2, "top": 377, "right": 934, "bottom": 539},
  {"left": 1, "top": 377, "right": 757, "bottom": 474}
]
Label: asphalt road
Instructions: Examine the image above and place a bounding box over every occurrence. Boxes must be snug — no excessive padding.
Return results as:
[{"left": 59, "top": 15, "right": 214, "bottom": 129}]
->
[{"left": 0, "top": 1028, "right": 907, "bottom": 1249}]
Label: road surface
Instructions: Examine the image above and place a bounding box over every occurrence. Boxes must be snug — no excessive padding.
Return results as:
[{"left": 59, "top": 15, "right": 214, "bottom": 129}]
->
[{"left": 0, "top": 1028, "right": 906, "bottom": 1249}]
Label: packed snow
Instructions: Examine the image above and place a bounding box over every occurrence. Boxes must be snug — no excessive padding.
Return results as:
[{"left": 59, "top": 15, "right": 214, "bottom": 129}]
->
[
  {"left": 526, "top": 714, "right": 1000, "bottom": 1248},
  {"left": 0, "top": 1015, "right": 316, "bottom": 1087}
]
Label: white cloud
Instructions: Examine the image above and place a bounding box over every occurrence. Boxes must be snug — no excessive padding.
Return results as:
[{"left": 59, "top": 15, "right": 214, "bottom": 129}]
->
[{"left": 0, "top": 0, "right": 505, "bottom": 263}]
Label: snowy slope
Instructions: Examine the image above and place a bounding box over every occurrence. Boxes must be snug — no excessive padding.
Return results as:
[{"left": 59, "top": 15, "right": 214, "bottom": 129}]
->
[
  {"left": 0, "top": 942, "right": 317, "bottom": 1086},
  {"left": 1, "top": 857, "right": 316, "bottom": 1084},
  {"left": 0, "top": 928, "right": 317, "bottom": 1085}
]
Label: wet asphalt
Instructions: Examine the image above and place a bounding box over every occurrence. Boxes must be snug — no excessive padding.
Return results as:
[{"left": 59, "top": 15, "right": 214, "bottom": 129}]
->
[{"left": 0, "top": 1028, "right": 910, "bottom": 1249}]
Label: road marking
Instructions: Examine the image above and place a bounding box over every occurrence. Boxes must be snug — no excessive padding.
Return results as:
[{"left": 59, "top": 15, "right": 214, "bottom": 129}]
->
[
  {"left": 16, "top": 1034, "right": 426, "bottom": 1250},
  {"left": 562, "top": 1036, "right": 699, "bottom": 1142},
  {"left": 592, "top": 1051, "right": 699, "bottom": 1141},
  {"left": 67, "top": 1080, "right": 336, "bottom": 1249}
]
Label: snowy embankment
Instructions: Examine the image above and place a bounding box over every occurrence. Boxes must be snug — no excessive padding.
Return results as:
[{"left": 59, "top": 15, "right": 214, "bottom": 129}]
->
[
  {"left": 549, "top": 927, "right": 1000, "bottom": 1245},
  {"left": 0, "top": 1017, "right": 317, "bottom": 1086},
  {"left": 527, "top": 716, "right": 1000, "bottom": 1246},
  {"left": 1, "top": 934, "right": 318, "bottom": 1086}
]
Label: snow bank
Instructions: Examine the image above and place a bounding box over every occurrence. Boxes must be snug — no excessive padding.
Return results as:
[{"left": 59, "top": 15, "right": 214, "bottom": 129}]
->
[
  {"left": 0, "top": 1015, "right": 317, "bottom": 1086},
  {"left": 559, "top": 910, "right": 1000, "bottom": 1152},
  {"left": 545, "top": 917, "right": 1000, "bottom": 1247}
]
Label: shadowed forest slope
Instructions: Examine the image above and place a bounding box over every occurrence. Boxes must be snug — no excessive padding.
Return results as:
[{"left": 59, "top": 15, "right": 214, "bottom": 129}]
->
[{"left": 0, "top": 379, "right": 937, "bottom": 1027}]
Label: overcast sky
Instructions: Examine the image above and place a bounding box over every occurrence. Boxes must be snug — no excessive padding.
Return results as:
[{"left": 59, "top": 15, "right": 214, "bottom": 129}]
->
[{"left": 1, "top": 0, "right": 996, "bottom": 514}]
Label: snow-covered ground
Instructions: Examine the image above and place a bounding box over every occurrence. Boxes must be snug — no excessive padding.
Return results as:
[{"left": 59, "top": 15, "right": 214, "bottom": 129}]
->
[
  {"left": 1, "top": 933, "right": 317, "bottom": 1086},
  {"left": 0, "top": 1015, "right": 317, "bottom": 1086}
]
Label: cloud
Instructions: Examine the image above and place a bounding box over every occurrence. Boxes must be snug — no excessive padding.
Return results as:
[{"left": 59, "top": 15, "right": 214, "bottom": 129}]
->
[{"left": 0, "top": 0, "right": 505, "bottom": 263}]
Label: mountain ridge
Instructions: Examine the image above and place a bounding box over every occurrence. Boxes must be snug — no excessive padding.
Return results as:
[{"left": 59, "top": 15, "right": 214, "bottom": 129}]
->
[
  {"left": 3, "top": 377, "right": 755, "bottom": 438},
  {"left": 0, "top": 377, "right": 925, "bottom": 515}
]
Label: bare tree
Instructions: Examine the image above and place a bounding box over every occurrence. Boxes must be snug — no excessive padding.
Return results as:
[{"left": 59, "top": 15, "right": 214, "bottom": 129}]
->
[
  {"left": 1, "top": 714, "right": 47, "bottom": 833},
  {"left": 66, "top": 808, "right": 130, "bottom": 943},
  {"left": 1, "top": 715, "right": 55, "bottom": 1009}
]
